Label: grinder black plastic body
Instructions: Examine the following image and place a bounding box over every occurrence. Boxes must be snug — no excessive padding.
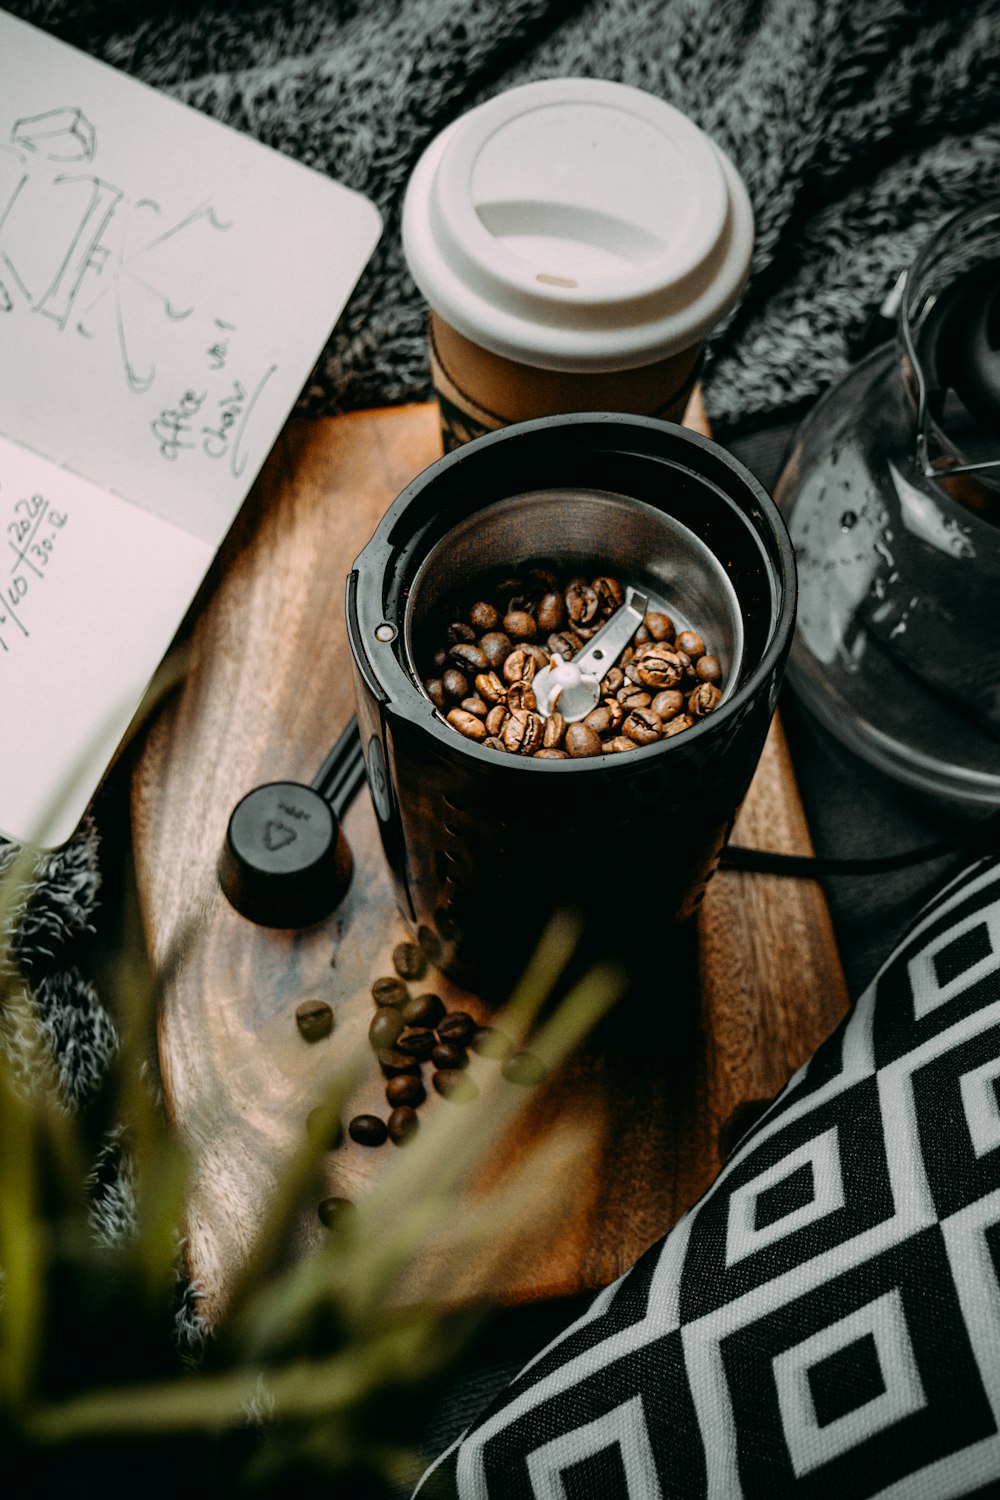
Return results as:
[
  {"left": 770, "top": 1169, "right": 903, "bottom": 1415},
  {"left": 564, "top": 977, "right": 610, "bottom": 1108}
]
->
[{"left": 347, "top": 414, "right": 796, "bottom": 998}]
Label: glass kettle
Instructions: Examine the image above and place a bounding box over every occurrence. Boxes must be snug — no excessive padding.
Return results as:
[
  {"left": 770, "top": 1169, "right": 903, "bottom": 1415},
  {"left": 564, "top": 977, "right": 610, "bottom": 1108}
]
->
[{"left": 777, "top": 200, "right": 1000, "bottom": 806}]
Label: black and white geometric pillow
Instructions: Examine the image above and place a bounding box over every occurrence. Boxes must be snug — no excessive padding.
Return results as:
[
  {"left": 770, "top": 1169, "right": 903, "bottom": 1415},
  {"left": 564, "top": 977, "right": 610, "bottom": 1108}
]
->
[{"left": 416, "top": 852, "right": 1000, "bottom": 1498}]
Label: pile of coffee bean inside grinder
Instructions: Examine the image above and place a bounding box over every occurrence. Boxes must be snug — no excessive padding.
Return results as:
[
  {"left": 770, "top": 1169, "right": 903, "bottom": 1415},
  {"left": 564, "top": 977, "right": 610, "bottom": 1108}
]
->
[{"left": 347, "top": 414, "right": 796, "bottom": 997}]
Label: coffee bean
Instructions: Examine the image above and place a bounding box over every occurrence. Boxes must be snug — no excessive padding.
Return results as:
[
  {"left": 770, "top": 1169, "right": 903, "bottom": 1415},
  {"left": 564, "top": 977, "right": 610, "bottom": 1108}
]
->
[
  {"left": 547, "top": 630, "right": 579, "bottom": 659},
  {"left": 386, "top": 1073, "right": 426, "bottom": 1107},
  {"left": 503, "top": 708, "right": 544, "bottom": 755},
  {"left": 485, "top": 704, "right": 509, "bottom": 737},
  {"left": 502, "top": 1051, "right": 548, "bottom": 1085},
  {"left": 600, "top": 667, "right": 625, "bottom": 696},
  {"left": 402, "top": 991, "right": 445, "bottom": 1027},
  {"left": 504, "top": 609, "right": 537, "bottom": 641},
  {"left": 475, "top": 671, "right": 506, "bottom": 705},
  {"left": 651, "top": 689, "right": 685, "bottom": 720},
  {"left": 604, "top": 735, "right": 637, "bottom": 752},
  {"left": 662, "top": 713, "right": 695, "bottom": 738},
  {"left": 447, "top": 620, "right": 476, "bottom": 645},
  {"left": 432, "top": 1040, "right": 469, "bottom": 1069},
  {"left": 433, "top": 1070, "right": 478, "bottom": 1102},
  {"left": 317, "top": 1196, "right": 354, "bottom": 1229},
  {"left": 306, "top": 1106, "right": 343, "bottom": 1149},
  {"left": 295, "top": 998, "right": 333, "bottom": 1042},
  {"left": 349, "top": 1114, "right": 388, "bottom": 1146},
  {"left": 369, "top": 1007, "right": 405, "bottom": 1050},
  {"left": 534, "top": 748, "right": 569, "bottom": 758},
  {"left": 502, "top": 648, "right": 538, "bottom": 685},
  {"left": 432, "top": 647, "right": 449, "bottom": 670},
  {"left": 632, "top": 648, "right": 683, "bottom": 690},
  {"left": 460, "top": 695, "right": 488, "bottom": 718},
  {"left": 447, "top": 708, "right": 487, "bottom": 741},
  {"left": 398, "top": 1027, "right": 437, "bottom": 1059},
  {"left": 450, "top": 642, "right": 488, "bottom": 673},
  {"left": 387, "top": 1105, "right": 420, "bottom": 1144},
  {"left": 602, "top": 697, "right": 625, "bottom": 731},
  {"left": 393, "top": 942, "right": 427, "bottom": 980},
  {"left": 442, "top": 667, "right": 469, "bottom": 700},
  {"left": 688, "top": 682, "right": 722, "bottom": 717},
  {"left": 437, "top": 1011, "right": 476, "bottom": 1043},
  {"left": 633, "top": 624, "right": 650, "bottom": 644},
  {"left": 644, "top": 611, "right": 675, "bottom": 642},
  {"left": 617, "top": 683, "right": 651, "bottom": 709},
  {"left": 624, "top": 707, "right": 663, "bottom": 745},
  {"left": 583, "top": 705, "right": 613, "bottom": 735},
  {"left": 480, "top": 631, "right": 512, "bottom": 670},
  {"left": 695, "top": 654, "right": 721, "bottom": 685},
  {"left": 593, "top": 575, "right": 624, "bottom": 613},
  {"left": 484, "top": 734, "right": 507, "bottom": 751},
  {"left": 565, "top": 582, "right": 599, "bottom": 625},
  {"left": 543, "top": 711, "right": 566, "bottom": 748},
  {"left": 377, "top": 1047, "right": 422, "bottom": 1077},
  {"left": 536, "top": 592, "right": 565, "bottom": 632},
  {"left": 524, "top": 643, "right": 550, "bottom": 670},
  {"left": 564, "top": 722, "right": 603, "bottom": 758},
  {"left": 470, "top": 1026, "right": 513, "bottom": 1060},
  {"left": 675, "top": 630, "right": 705, "bottom": 660},
  {"left": 469, "top": 600, "right": 499, "bottom": 632},
  {"left": 371, "top": 975, "right": 409, "bottom": 1008},
  {"left": 506, "top": 681, "right": 538, "bottom": 714},
  {"left": 418, "top": 925, "right": 442, "bottom": 960},
  {"left": 424, "top": 677, "right": 447, "bottom": 709},
  {"left": 674, "top": 649, "right": 695, "bottom": 682}
]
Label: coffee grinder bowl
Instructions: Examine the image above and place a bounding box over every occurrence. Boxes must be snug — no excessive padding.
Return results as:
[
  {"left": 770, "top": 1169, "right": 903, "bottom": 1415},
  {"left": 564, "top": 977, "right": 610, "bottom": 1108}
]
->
[{"left": 347, "top": 413, "right": 795, "bottom": 997}]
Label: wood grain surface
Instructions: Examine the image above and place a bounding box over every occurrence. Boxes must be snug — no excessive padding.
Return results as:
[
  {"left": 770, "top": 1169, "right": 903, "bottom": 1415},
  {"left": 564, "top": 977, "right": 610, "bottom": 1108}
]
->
[{"left": 132, "top": 399, "right": 850, "bottom": 1324}]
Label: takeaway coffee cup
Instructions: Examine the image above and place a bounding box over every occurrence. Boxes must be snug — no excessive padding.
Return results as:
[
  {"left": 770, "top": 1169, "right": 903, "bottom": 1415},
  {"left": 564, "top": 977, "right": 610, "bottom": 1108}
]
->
[{"left": 402, "top": 78, "right": 754, "bottom": 450}]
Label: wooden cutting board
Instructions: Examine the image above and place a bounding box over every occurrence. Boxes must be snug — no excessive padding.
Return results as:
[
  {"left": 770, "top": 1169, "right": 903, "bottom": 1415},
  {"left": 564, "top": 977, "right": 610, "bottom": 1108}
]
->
[{"left": 132, "top": 399, "right": 850, "bottom": 1325}]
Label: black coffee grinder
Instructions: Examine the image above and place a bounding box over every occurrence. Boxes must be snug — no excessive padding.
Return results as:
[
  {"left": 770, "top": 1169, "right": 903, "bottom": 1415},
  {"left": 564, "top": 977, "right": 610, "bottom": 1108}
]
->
[{"left": 347, "top": 413, "right": 796, "bottom": 997}]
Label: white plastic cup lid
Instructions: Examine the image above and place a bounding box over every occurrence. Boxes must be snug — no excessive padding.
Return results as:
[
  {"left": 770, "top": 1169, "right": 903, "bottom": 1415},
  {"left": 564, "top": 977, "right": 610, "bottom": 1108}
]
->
[{"left": 402, "top": 78, "right": 754, "bottom": 373}]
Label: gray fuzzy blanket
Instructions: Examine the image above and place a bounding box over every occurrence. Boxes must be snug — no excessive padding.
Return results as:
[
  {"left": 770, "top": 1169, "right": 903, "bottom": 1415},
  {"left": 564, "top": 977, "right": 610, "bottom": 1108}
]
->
[{"left": 4, "top": 0, "right": 1000, "bottom": 1106}]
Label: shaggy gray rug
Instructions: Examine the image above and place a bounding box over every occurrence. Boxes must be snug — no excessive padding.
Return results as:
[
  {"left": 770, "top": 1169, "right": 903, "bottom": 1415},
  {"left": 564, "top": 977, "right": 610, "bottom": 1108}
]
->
[{"left": 4, "top": 0, "right": 1000, "bottom": 1112}]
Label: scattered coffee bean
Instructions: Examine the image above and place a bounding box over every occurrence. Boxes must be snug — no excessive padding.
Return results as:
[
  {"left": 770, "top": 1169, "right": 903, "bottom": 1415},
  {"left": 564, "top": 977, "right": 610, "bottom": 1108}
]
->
[
  {"left": 503, "top": 648, "right": 538, "bottom": 684},
  {"left": 295, "top": 998, "right": 334, "bottom": 1042},
  {"left": 433, "top": 1070, "right": 478, "bottom": 1102},
  {"left": 506, "top": 681, "right": 538, "bottom": 714},
  {"left": 485, "top": 704, "right": 509, "bottom": 737},
  {"left": 387, "top": 1105, "right": 420, "bottom": 1144},
  {"left": 593, "top": 575, "right": 624, "bottom": 613},
  {"left": 470, "top": 1026, "right": 513, "bottom": 1060},
  {"left": 369, "top": 1007, "right": 405, "bottom": 1050},
  {"left": 663, "top": 713, "right": 695, "bottom": 738},
  {"left": 386, "top": 1073, "right": 426, "bottom": 1107},
  {"left": 475, "top": 671, "right": 506, "bottom": 705},
  {"left": 398, "top": 1027, "right": 437, "bottom": 1059},
  {"left": 632, "top": 647, "right": 683, "bottom": 690},
  {"left": 534, "top": 747, "right": 569, "bottom": 758},
  {"left": 565, "top": 582, "right": 599, "bottom": 625},
  {"left": 504, "top": 609, "right": 537, "bottom": 641},
  {"left": 536, "top": 592, "right": 565, "bottom": 632},
  {"left": 424, "top": 677, "right": 447, "bottom": 709},
  {"left": 484, "top": 734, "right": 507, "bottom": 751},
  {"left": 617, "top": 683, "right": 651, "bottom": 709},
  {"left": 605, "top": 735, "right": 637, "bottom": 752},
  {"left": 502, "top": 1050, "right": 548, "bottom": 1086},
  {"left": 318, "top": 1196, "right": 354, "bottom": 1229},
  {"left": 432, "top": 647, "right": 449, "bottom": 671},
  {"left": 393, "top": 942, "right": 427, "bottom": 980},
  {"left": 377, "top": 1047, "right": 422, "bottom": 1077},
  {"left": 503, "top": 708, "right": 544, "bottom": 755},
  {"left": 449, "top": 642, "right": 488, "bottom": 673},
  {"left": 349, "top": 1114, "right": 388, "bottom": 1147},
  {"left": 548, "top": 630, "right": 579, "bottom": 658},
  {"left": 402, "top": 992, "right": 445, "bottom": 1027},
  {"left": 543, "top": 711, "right": 566, "bottom": 748},
  {"left": 371, "top": 975, "right": 409, "bottom": 1008},
  {"left": 601, "top": 666, "right": 625, "bottom": 696},
  {"left": 437, "top": 1011, "right": 476, "bottom": 1043},
  {"left": 432, "top": 1040, "right": 469, "bottom": 1070},
  {"left": 447, "top": 621, "right": 476, "bottom": 645},
  {"left": 583, "top": 704, "right": 613, "bottom": 736}
]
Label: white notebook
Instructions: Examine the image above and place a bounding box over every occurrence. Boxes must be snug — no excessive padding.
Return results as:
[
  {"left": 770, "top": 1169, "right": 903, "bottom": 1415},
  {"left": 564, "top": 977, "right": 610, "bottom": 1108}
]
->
[{"left": 0, "top": 12, "right": 382, "bottom": 846}]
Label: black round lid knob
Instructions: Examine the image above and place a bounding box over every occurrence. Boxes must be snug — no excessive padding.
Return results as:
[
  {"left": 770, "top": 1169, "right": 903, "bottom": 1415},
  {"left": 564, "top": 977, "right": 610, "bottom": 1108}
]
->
[{"left": 218, "top": 781, "right": 353, "bottom": 928}]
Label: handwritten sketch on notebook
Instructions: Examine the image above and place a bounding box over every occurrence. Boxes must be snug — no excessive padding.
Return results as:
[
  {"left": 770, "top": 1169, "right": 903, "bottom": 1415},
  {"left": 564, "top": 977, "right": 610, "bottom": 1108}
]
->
[{"left": 0, "top": 12, "right": 382, "bottom": 847}]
